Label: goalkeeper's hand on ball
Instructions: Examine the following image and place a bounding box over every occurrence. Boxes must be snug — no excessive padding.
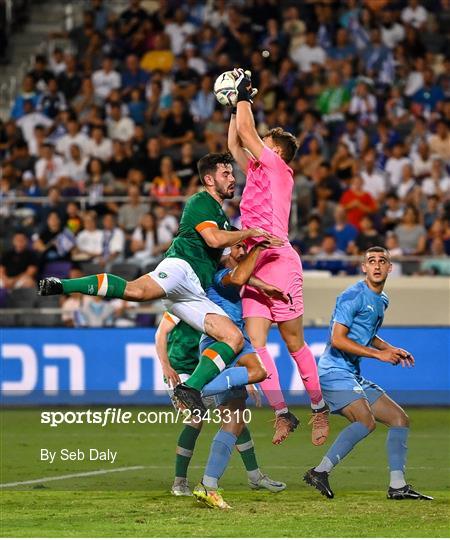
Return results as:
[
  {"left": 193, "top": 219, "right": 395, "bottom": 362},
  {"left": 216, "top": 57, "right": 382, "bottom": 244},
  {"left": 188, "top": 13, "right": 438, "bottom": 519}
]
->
[{"left": 232, "top": 68, "right": 258, "bottom": 103}]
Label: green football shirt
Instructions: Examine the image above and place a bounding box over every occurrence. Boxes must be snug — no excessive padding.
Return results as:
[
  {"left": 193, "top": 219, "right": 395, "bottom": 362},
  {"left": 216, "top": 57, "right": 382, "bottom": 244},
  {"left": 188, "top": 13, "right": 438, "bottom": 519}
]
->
[
  {"left": 165, "top": 312, "right": 201, "bottom": 375},
  {"left": 165, "top": 191, "right": 231, "bottom": 289}
]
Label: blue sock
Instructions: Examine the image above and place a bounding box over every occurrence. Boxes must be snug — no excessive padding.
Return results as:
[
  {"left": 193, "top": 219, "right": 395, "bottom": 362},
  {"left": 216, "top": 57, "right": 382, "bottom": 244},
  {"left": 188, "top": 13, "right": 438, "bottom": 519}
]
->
[
  {"left": 203, "top": 430, "right": 237, "bottom": 489},
  {"left": 387, "top": 427, "right": 409, "bottom": 472},
  {"left": 201, "top": 367, "right": 248, "bottom": 397},
  {"left": 315, "top": 422, "right": 371, "bottom": 472}
]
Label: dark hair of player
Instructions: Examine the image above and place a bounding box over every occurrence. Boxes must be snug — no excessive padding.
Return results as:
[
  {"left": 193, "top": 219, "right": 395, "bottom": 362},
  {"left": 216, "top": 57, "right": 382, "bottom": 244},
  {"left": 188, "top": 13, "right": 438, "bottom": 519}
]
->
[
  {"left": 364, "top": 246, "right": 390, "bottom": 260},
  {"left": 197, "top": 152, "right": 234, "bottom": 185},
  {"left": 264, "top": 127, "right": 299, "bottom": 163}
]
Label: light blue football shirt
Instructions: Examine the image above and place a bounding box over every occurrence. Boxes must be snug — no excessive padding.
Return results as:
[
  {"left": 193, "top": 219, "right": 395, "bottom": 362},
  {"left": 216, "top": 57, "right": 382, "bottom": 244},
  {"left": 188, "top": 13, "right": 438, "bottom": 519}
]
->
[
  {"left": 206, "top": 268, "right": 244, "bottom": 330},
  {"left": 318, "top": 280, "right": 389, "bottom": 376}
]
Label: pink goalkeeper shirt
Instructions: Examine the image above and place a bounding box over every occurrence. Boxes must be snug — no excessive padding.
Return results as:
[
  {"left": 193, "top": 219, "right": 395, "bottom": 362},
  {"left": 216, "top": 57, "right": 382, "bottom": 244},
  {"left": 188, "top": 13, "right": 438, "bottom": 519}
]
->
[{"left": 240, "top": 145, "right": 294, "bottom": 244}]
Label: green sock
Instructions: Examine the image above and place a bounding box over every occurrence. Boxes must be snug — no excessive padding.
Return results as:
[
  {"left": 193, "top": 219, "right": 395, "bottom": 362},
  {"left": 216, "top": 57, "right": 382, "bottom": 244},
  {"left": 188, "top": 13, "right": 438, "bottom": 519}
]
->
[
  {"left": 175, "top": 425, "right": 201, "bottom": 479},
  {"left": 185, "top": 342, "right": 236, "bottom": 391},
  {"left": 61, "top": 273, "right": 127, "bottom": 298},
  {"left": 236, "top": 427, "right": 259, "bottom": 473}
]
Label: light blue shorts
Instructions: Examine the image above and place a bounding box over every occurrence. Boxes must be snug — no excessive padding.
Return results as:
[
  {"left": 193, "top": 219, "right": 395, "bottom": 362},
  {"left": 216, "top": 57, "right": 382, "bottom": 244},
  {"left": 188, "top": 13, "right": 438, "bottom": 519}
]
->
[
  {"left": 199, "top": 331, "right": 254, "bottom": 406},
  {"left": 319, "top": 369, "right": 385, "bottom": 414}
]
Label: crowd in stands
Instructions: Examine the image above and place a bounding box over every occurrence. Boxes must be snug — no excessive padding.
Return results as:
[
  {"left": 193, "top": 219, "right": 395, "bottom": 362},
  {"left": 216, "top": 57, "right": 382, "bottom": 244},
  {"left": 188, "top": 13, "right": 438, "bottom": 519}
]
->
[{"left": 1, "top": 0, "right": 449, "bottom": 325}]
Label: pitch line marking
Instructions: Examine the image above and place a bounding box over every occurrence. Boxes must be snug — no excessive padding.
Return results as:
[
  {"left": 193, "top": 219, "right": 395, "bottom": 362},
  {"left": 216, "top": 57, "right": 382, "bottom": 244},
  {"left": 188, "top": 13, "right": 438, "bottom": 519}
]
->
[
  {"left": 0, "top": 465, "right": 145, "bottom": 488},
  {"left": 2, "top": 464, "right": 447, "bottom": 488}
]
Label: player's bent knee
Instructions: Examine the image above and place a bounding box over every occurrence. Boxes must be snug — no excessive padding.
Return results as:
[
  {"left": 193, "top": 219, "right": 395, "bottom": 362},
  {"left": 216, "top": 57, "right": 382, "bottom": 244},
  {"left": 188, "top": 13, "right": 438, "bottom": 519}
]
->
[
  {"left": 390, "top": 411, "right": 409, "bottom": 428},
  {"left": 225, "top": 328, "right": 244, "bottom": 353},
  {"left": 363, "top": 417, "right": 377, "bottom": 432}
]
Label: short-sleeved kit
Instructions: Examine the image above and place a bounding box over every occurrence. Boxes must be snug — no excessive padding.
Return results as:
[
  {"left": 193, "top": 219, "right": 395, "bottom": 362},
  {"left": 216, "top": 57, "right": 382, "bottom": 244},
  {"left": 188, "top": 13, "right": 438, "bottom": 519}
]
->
[
  {"left": 318, "top": 280, "right": 389, "bottom": 412},
  {"left": 149, "top": 191, "right": 231, "bottom": 332}
]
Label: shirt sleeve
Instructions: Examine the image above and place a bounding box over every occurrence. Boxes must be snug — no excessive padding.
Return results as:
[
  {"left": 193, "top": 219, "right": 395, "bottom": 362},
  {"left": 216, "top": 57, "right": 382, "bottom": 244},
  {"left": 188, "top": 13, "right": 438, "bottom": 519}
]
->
[
  {"left": 258, "top": 145, "right": 286, "bottom": 173},
  {"left": 333, "top": 293, "right": 361, "bottom": 328},
  {"left": 213, "top": 268, "right": 231, "bottom": 288},
  {"left": 186, "top": 197, "right": 219, "bottom": 233}
]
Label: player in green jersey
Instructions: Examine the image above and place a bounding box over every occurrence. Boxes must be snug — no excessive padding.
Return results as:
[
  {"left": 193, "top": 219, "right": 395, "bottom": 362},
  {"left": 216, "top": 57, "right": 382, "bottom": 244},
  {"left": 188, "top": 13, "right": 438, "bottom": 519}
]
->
[
  {"left": 38, "top": 153, "right": 282, "bottom": 412},
  {"left": 156, "top": 311, "right": 286, "bottom": 498}
]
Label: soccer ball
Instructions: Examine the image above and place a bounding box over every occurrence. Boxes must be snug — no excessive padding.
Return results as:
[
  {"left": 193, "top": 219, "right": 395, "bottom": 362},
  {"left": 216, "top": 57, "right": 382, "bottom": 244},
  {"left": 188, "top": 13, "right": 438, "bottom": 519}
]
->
[{"left": 214, "top": 71, "right": 237, "bottom": 107}]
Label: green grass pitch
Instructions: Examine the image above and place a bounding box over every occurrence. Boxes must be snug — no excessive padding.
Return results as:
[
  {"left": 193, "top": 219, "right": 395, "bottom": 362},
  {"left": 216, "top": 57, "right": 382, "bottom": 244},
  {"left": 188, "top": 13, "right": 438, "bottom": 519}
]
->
[{"left": 1, "top": 406, "right": 449, "bottom": 537}]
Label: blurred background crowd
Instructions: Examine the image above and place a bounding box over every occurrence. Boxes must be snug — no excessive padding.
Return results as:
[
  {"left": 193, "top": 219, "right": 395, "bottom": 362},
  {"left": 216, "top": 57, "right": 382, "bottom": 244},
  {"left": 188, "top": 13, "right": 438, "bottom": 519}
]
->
[{"left": 0, "top": 0, "right": 449, "bottom": 326}]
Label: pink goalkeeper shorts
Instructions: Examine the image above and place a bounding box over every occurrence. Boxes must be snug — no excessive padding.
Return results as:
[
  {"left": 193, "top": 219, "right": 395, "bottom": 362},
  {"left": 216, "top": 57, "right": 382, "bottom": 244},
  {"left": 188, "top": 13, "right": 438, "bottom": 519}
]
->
[{"left": 242, "top": 245, "right": 304, "bottom": 322}]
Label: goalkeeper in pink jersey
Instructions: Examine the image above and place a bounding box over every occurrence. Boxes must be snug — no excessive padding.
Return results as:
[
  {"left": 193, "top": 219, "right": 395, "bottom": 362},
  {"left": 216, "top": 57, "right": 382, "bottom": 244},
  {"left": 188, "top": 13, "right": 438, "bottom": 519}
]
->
[{"left": 227, "top": 68, "right": 329, "bottom": 446}]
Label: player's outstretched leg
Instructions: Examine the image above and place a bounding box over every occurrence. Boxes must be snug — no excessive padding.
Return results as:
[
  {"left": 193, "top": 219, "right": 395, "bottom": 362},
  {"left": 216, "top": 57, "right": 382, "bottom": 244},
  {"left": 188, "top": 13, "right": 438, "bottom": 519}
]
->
[
  {"left": 304, "top": 399, "right": 373, "bottom": 498},
  {"left": 236, "top": 426, "right": 286, "bottom": 492},
  {"left": 371, "top": 394, "right": 433, "bottom": 500},
  {"left": 171, "top": 423, "right": 202, "bottom": 496},
  {"left": 38, "top": 272, "right": 165, "bottom": 301},
  {"left": 279, "top": 318, "right": 330, "bottom": 446}
]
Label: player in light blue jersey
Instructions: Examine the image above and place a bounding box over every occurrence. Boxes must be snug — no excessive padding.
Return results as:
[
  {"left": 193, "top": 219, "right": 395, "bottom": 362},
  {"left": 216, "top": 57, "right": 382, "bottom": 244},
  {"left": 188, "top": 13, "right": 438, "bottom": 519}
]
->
[
  {"left": 304, "top": 246, "right": 432, "bottom": 501},
  {"left": 193, "top": 236, "right": 289, "bottom": 508}
]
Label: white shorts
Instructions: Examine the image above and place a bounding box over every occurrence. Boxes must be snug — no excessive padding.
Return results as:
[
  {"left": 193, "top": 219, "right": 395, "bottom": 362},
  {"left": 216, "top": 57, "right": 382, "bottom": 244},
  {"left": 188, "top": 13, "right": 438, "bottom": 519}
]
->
[{"left": 148, "top": 257, "right": 228, "bottom": 332}]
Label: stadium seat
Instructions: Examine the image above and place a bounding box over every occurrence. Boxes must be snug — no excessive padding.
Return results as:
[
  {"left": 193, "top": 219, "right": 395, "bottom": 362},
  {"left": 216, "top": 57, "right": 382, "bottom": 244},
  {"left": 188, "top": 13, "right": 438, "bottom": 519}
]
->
[
  {"left": 34, "top": 295, "right": 61, "bottom": 327},
  {"left": 79, "top": 262, "right": 104, "bottom": 276},
  {"left": 41, "top": 261, "right": 72, "bottom": 279},
  {"left": 110, "top": 262, "right": 140, "bottom": 281},
  {"left": 7, "top": 287, "right": 37, "bottom": 326}
]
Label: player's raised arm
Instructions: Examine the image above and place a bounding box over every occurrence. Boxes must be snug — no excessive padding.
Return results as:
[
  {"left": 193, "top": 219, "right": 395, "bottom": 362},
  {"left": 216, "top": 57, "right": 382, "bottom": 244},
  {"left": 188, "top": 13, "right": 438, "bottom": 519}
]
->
[
  {"left": 228, "top": 112, "right": 250, "bottom": 172},
  {"left": 234, "top": 70, "right": 265, "bottom": 160},
  {"left": 155, "top": 312, "right": 181, "bottom": 387},
  {"left": 198, "top": 225, "right": 283, "bottom": 250}
]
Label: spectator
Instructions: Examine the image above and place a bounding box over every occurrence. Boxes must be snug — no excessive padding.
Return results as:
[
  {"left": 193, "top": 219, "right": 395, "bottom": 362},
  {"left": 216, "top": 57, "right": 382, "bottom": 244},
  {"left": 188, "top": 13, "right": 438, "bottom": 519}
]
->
[
  {"left": 106, "top": 102, "right": 135, "bottom": 142},
  {"left": 421, "top": 159, "right": 450, "bottom": 198},
  {"left": 340, "top": 175, "right": 377, "bottom": 230},
  {"left": 421, "top": 237, "right": 450, "bottom": 275},
  {"left": 118, "top": 184, "right": 150, "bottom": 233},
  {"left": 385, "top": 143, "right": 410, "bottom": 190},
  {"left": 34, "top": 142, "right": 65, "bottom": 189},
  {"left": 140, "top": 33, "right": 175, "bottom": 73},
  {"left": 121, "top": 54, "right": 149, "bottom": 98},
  {"left": 314, "top": 235, "right": 347, "bottom": 275},
  {"left": 16, "top": 100, "right": 53, "bottom": 146},
  {"left": 327, "top": 204, "right": 358, "bottom": 253},
  {"left": 401, "top": 0, "right": 428, "bottom": 30},
  {"left": 385, "top": 232, "right": 404, "bottom": 277},
  {"left": 349, "top": 80, "right": 377, "bottom": 125},
  {"left": 29, "top": 54, "right": 53, "bottom": 91},
  {"left": 396, "top": 163, "right": 417, "bottom": 202},
  {"left": 92, "top": 56, "right": 121, "bottom": 101},
  {"left": 87, "top": 126, "right": 113, "bottom": 162},
  {"left": 298, "top": 137, "right": 324, "bottom": 180},
  {"left": 298, "top": 215, "right": 324, "bottom": 255},
  {"left": 428, "top": 120, "right": 450, "bottom": 162},
  {"left": 109, "top": 140, "right": 132, "bottom": 183},
  {"left": 57, "top": 54, "right": 82, "bottom": 102},
  {"left": 150, "top": 156, "right": 182, "bottom": 200},
  {"left": 190, "top": 74, "right": 215, "bottom": 123},
  {"left": 72, "top": 211, "right": 103, "bottom": 261},
  {"left": 10, "top": 75, "right": 40, "bottom": 120},
  {"left": 36, "top": 78, "right": 67, "bottom": 119},
  {"left": 349, "top": 215, "right": 385, "bottom": 254},
  {"left": 382, "top": 192, "right": 404, "bottom": 232},
  {"left": 411, "top": 140, "right": 433, "bottom": 179},
  {"left": 423, "top": 195, "right": 441, "bottom": 230},
  {"left": 161, "top": 98, "right": 195, "bottom": 150},
  {"left": 411, "top": 68, "right": 445, "bottom": 116},
  {"left": 153, "top": 204, "right": 178, "bottom": 245},
  {"left": 331, "top": 142, "right": 357, "bottom": 185},
  {"left": 129, "top": 212, "right": 162, "bottom": 269},
  {"left": 32, "top": 211, "right": 75, "bottom": 264},
  {"left": 204, "top": 109, "right": 227, "bottom": 153},
  {"left": 360, "top": 147, "right": 386, "bottom": 203},
  {"left": 291, "top": 31, "right": 326, "bottom": 73},
  {"left": 174, "top": 142, "right": 198, "bottom": 193},
  {"left": 316, "top": 70, "right": 350, "bottom": 125},
  {"left": 394, "top": 205, "right": 427, "bottom": 255},
  {"left": 0, "top": 232, "right": 38, "bottom": 290},
  {"left": 56, "top": 118, "right": 90, "bottom": 159},
  {"left": 98, "top": 213, "right": 125, "bottom": 269},
  {"left": 380, "top": 9, "right": 405, "bottom": 50}
]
